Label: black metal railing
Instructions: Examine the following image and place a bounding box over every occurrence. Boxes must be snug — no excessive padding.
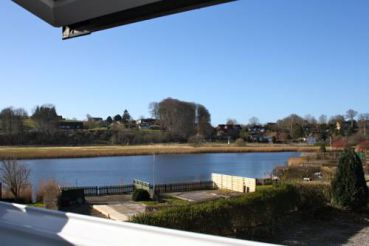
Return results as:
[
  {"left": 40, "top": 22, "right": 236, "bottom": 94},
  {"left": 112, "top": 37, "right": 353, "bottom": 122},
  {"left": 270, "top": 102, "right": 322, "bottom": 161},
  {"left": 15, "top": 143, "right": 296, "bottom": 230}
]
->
[{"left": 60, "top": 185, "right": 133, "bottom": 197}]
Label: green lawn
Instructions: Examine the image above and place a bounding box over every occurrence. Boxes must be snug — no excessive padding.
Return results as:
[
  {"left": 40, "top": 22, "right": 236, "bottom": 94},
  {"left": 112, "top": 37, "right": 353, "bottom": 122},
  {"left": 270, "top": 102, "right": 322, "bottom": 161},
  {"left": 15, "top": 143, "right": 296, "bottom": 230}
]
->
[{"left": 27, "top": 202, "right": 44, "bottom": 208}]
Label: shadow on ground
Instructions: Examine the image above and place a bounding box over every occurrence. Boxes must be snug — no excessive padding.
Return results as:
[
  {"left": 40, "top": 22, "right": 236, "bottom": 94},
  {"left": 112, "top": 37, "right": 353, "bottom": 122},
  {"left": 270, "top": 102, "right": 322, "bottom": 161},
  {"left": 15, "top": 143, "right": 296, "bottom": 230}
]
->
[
  {"left": 60, "top": 203, "right": 107, "bottom": 218},
  {"left": 269, "top": 208, "right": 369, "bottom": 245}
]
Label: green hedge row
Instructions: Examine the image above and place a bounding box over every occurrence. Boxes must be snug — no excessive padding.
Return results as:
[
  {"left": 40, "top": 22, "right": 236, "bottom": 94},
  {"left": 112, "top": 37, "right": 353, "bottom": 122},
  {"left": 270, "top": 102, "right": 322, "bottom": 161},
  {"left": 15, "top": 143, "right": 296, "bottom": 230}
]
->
[{"left": 131, "top": 184, "right": 330, "bottom": 239}]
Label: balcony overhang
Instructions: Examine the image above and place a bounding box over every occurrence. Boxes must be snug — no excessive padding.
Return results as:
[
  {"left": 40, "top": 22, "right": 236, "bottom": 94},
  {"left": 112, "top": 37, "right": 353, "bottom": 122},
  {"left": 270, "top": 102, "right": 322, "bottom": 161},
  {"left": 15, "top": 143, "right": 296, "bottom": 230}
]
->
[{"left": 12, "top": 0, "right": 235, "bottom": 39}]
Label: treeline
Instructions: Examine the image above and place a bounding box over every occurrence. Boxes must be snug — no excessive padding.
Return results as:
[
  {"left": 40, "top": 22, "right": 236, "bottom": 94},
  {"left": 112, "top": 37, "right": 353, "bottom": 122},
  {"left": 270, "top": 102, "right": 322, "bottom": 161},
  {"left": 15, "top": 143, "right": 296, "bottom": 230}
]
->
[
  {"left": 1, "top": 100, "right": 368, "bottom": 146},
  {"left": 232, "top": 109, "right": 369, "bottom": 145},
  {"left": 287, "top": 110, "right": 368, "bottom": 144},
  {"left": 274, "top": 110, "right": 368, "bottom": 141},
  {"left": 0, "top": 98, "right": 212, "bottom": 145}
]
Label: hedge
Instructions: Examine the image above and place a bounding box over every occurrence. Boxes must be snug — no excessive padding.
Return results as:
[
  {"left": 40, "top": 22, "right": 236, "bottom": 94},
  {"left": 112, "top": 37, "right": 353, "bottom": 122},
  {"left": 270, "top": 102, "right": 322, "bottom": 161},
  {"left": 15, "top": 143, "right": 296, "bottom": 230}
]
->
[
  {"left": 131, "top": 184, "right": 330, "bottom": 239},
  {"left": 132, "top": 189, "right": 151, "bottom": 201}
]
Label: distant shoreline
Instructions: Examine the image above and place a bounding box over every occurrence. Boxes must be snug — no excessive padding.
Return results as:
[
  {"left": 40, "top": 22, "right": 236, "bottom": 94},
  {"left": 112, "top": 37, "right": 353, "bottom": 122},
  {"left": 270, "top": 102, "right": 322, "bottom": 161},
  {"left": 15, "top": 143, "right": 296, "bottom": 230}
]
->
[{"left": 0, "top": 144, "right": 318, "bottom": 160}]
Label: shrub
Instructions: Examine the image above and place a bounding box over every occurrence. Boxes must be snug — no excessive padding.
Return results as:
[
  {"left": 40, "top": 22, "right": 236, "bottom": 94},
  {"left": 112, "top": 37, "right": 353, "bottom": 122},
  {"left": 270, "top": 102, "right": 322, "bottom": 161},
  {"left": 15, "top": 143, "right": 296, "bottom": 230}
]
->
[
  {"left": 235, "top": 138, "right": 246, "bottom": 147},
  {"left": 274, "top": 166, "right": 320, "bottom": 182},
  {"left": 331, "top": 148, "right": 368, "bottom": 210},
  {"left": 37, "top": 180, "right": 60, "bottom": 209},
  {"left": 60, "top": 189, "right": 85, "bottom": 207},
  {"left": 187, "top": 135, "right": 205, "bottom": 147},
  {"left": 132, "top": 189, "right": 151, "bottom": 201},
  {"left": 20, "top": 185, "right": 33, "bottom": 204},
  {"left": 293, "top": 183, "right": 331, "bottom": 216}
]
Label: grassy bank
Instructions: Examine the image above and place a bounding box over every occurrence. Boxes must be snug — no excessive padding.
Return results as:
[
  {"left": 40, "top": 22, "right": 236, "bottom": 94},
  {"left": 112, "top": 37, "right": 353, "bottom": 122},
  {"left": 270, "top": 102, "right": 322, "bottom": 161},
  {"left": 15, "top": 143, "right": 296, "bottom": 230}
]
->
[{"left": 0, "top": 144, "right": 318, "bottom": 160}]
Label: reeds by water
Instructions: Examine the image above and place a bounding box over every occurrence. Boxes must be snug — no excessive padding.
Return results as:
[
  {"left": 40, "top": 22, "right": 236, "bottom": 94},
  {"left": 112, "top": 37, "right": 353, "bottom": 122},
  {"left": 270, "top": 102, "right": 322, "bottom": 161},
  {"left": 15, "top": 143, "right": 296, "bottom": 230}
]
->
[{"left": 0, "top": 144, "right": 318, "bottom": 160}]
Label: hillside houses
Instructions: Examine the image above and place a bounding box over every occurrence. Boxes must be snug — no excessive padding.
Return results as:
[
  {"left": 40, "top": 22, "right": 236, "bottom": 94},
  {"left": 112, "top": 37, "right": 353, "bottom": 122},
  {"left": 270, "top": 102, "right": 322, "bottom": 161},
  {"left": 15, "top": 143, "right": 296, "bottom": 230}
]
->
[
  {"left": 136, "top": 118, "right": 160, "bottom": 130},
  {"left": 216, "top": 124, "right": 242, "bottom": 140},
  {"left": 58, "top": 120, "right": 84, "bottom": 130}
]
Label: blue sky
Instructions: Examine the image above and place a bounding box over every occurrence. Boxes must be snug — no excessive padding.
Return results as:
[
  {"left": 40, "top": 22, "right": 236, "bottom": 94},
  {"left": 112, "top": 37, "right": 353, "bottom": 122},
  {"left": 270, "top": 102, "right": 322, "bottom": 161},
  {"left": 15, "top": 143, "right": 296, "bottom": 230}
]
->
[{"left": 1, "top": 0, "right": 368, "bottom": 125}]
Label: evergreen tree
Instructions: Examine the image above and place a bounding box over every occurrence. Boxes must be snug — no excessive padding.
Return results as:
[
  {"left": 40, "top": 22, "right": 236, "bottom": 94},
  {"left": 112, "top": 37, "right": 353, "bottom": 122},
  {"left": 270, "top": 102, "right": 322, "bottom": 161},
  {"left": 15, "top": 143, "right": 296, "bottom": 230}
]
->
[
  {"left": 106, "top": 116, "right": 113, "bottom": 124},
  {"left": 113, "top": 114, "right": 122, "bottom": 122},
  {"left": 331, "top": 148, "right": 368, "bottom": 210},
  {"left": 122, "top": 110, "right": 132, "bottom": 123}
]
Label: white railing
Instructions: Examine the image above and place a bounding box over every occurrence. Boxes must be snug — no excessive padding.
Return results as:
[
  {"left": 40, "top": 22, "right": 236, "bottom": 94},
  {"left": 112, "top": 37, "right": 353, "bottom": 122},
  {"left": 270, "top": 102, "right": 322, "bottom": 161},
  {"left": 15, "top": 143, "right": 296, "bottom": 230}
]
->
[{"left": 0, "top": 202, "right": 277, "bottom": 246}]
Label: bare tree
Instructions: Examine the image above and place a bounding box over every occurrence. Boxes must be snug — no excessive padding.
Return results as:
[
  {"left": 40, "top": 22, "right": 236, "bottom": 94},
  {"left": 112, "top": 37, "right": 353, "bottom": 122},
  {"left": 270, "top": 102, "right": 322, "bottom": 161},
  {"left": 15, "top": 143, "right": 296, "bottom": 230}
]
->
[
  {"left": 358, "top": 113, "right": 369, "bottom": 136},
  {"left": 197, "top": 104, "right": 212, "bottom": 138},
  {"left": 32, "top": 104, "right": 59, "bottom": 133},
  {"left": 277, "top": 114, "right": 305, "bottom": 137},
  {"left": 318, "top": 114, "right": 328, "bottom": 125},
  {"left": 304, "top": 114, "right": 317, "bottom": 124},
  {"left": 0, "top": 159, "right": 30, "bottom": 199},
  {"left": 227, "top": 118, "right": 237, "bottom": 125},
  {"left": 156, "top": 98, "right": 199, "bottom": 139},
  {"left": 329, "top": 115, "right": 345, "bottom": 125},
  {"left": 0, "top": 107, "right": 27, "bottom": 134},
  {"left": 149, "top": 102, "right": 159, "bottom": 119},
  {"left": 346, "top": 109, "right": 358, "bottom": 128},
  {"left": 249, "top": 117, "right": 260, "bottom": 126}
]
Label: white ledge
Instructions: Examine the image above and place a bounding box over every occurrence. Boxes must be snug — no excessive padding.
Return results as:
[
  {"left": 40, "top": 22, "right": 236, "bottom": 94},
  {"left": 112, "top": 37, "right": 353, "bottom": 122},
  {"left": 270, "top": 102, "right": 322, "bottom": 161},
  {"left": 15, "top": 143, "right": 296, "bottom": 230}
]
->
[{"left": 0, "top": 201, "right": 277, "bottom": 246}]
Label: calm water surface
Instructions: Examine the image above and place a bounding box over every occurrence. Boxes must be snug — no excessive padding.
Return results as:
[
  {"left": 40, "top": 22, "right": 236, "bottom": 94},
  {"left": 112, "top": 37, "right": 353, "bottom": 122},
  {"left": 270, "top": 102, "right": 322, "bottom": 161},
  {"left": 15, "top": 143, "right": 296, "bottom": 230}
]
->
[{"left": 23, "top": 152, "right": 300, "bottom": 187}]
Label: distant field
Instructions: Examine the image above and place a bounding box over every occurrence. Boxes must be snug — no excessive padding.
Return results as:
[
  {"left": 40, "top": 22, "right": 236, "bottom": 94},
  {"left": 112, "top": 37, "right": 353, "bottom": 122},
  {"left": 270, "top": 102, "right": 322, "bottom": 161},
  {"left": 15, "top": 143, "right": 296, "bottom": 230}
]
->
[{"left": 0, "top": 144, "right": 318, "bottom": 160}]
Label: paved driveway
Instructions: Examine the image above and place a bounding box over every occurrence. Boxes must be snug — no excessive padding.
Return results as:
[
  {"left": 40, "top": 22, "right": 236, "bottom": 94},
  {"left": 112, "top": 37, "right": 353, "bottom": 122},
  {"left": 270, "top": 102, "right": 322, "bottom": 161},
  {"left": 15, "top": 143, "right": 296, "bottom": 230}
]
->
[
  {"left": 167, "top": 190, "right": 242, "bottom": 202},
  {"left": 93, "top": 202, "right": 146, "bottom": 222}
]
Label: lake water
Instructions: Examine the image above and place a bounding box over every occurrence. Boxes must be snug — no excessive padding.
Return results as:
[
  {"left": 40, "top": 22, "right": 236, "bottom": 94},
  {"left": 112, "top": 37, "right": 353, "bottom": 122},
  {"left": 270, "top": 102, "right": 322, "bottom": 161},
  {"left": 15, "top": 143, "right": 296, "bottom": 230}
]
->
[
  {"left": 23, "top": 152, "right": 299, "bottom": 188},
  {"left": 23, "top": 152, "right": 300, "bottom": 188}
]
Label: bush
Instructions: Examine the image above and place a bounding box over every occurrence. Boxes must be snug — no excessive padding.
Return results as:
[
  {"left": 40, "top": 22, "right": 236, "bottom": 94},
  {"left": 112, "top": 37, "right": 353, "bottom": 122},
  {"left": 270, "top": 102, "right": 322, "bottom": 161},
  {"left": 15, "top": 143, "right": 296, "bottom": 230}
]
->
[
  {"left": 235, "top": 138, "right": 246, "bottom": 147},
  {"left": 274, "top": 166, "right": 321, "bottom": 182},
  {"left": 60, "top": 189, "right": 85, "bottom": 207},
  {"left": 331, "top": 148, "right": 368, "bottom": 210},
  {"left": 187, "top": 135, "right": 205, "bottom": 147},
  {"left": 293, "top": 183, "right": 331, "bottom": 216},
  {"left": 132, "top": 189, "right": 151, "bottom": 201},
  {"left": 37, "top": 180, "right": 60, "bottom": 209}
]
